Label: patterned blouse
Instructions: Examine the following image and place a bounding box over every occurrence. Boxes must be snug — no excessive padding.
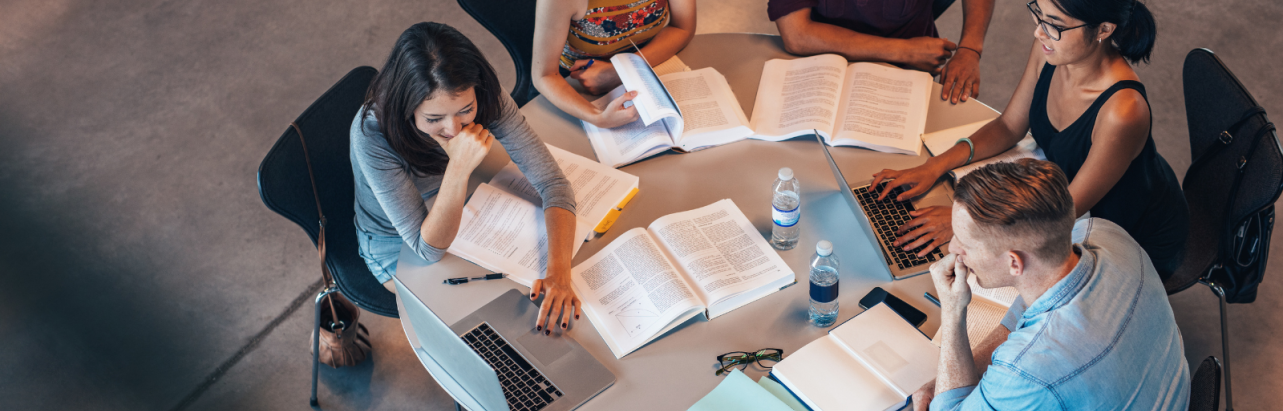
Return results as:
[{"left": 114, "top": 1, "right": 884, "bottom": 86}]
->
[{"left": 559, "top": 0, "right": 670, "bottom": 70}]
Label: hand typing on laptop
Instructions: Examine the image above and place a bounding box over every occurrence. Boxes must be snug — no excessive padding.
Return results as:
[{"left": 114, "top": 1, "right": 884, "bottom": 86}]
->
[{"left": 871, "top": 161, "right": 955, "bottom": 257}]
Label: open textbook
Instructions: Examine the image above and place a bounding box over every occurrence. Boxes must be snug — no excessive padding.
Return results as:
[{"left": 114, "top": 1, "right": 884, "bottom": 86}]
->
[
  {"left": 920, "top": 120, "right": 1047, "bottom": 181},
  {"left": 447, "top": 145, "right": 640, "bottom": 287},
  {"left": 931, "top": 276, "right": 1020, "bottom": 349},
  {"left": 583, "top": 53, "right": 753, "bottom": 168},
  {"left": 570, "top": 199, "right": 796, "bottom": 358},
  {"left": 750, "top": 54, "right": 933, "bottom": 156},
  {"left": 771, "top": 303, "right": 940, "bottom": 411}
]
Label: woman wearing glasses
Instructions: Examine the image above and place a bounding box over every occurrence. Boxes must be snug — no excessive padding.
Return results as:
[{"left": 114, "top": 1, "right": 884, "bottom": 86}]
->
[{"left": 871, "top": 0, "right": 1188, "bottom": 278}]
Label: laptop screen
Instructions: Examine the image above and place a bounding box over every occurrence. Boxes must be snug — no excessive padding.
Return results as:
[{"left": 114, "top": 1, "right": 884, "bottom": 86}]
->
[{"left": 395, "top": 278, "right": 509, "bottom": 411}]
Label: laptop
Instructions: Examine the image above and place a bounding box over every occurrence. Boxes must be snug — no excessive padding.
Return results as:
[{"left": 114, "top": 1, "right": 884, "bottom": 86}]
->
[
  {"left": 817, "top": 134, "right": 951, "bottom": 279},
  {"left": 395, "top": 279, "right": 615, "bottom": 411}
]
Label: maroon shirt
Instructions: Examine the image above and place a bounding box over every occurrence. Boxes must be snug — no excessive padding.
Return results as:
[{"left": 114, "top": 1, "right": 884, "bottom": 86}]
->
[{"left": 768, "top": 0, "right": 938, "bottom": 40}]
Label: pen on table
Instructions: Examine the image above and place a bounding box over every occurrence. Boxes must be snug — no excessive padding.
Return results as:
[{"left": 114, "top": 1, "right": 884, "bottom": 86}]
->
[
  {"left": 924, "top": 292, "right": 941, "bottom": 307},
  {"left": 444, "top": 273, "right": 506, "bottom": 285}
]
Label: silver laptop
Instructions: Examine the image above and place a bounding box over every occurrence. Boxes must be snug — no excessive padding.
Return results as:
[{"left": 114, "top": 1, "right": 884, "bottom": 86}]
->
[
  {"left": 395, "top": 279, "right": 614, "bottom": 411},
  {"left": 817, "top": 134, "right": 952, "bottom": 279}
]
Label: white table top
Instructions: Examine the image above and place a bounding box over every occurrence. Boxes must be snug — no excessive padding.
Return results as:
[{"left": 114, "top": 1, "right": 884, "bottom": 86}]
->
[{"left": 395, "top": 33, "right": 1002, "bottom": 410}]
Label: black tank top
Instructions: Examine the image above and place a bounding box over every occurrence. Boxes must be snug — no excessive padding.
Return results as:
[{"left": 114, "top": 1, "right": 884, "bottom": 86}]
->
[{"left": 1029, "top": 63, "right": 1189, "bottom": 277}]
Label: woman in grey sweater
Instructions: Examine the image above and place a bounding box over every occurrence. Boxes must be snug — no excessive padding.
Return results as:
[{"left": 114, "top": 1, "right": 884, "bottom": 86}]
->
[{"left": 352, "top": 22, "right": 581, "bottom": 333}]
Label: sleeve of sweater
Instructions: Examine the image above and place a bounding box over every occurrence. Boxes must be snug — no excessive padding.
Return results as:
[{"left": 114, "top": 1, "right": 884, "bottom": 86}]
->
[
  {"left": 488, "top": 92, "right": 578, "bottom": 215},
  {"left": 350, "top": 109, "right": 447, "bottom": 263}
]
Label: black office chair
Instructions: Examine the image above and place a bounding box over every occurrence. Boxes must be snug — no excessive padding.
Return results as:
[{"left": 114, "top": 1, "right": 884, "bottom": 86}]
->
[
  {"left": 257, "top": 66, "right": 399, "bottom": 407},
  {"left": 458, "top": 0, "right": 540, "bottom": 107},
  {"left": 1167, "top": 48, "right": 1283, "bottom": 411},
  {"left": 1189, "top": 356, "right": 1223, "bottom": 411}
]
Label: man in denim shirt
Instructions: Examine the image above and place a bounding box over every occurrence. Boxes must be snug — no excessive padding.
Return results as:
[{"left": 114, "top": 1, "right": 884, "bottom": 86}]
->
[{"left": 915, "top": 159, "right": 1189, "bottom": 410}]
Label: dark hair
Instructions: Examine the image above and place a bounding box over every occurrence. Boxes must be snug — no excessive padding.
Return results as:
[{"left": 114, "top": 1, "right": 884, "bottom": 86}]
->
[
  {"left": 364, "top": 22, "right": 503, "bottom": 176},
  {"left": 953, "top": 159, "right": 1076, "bottom": 262},
  {"left": 1049, "top": 0, "right": 1157, "bottom": 64}
]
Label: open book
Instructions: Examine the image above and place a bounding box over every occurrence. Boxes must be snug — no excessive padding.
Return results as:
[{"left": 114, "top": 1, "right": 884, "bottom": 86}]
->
[
  {"left": 570, "top": 199, "right": 795, "bottom": 358},
  {"left": 749, "top": 54, "right": 933, "bottom": 156},
  {"left": 772, "top": 303, "right": 940, "bottom": 411},
  {"left": 932, "top": 277, "right": 1020, "bottom": 349},
  {"left": 920, "top": 120, "right": 1047, "bottom": 181},
  {"left": 447, "top": 145, "right": 640, "bottom": 287},
  {"left": 583, "top": 54, "right": 753, "bottom": 168}
]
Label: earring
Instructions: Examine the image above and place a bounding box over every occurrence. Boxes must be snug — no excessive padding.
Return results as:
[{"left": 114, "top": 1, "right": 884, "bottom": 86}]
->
[{"left": 1098, "top": 38, "right": 1103, "bottom": 43}]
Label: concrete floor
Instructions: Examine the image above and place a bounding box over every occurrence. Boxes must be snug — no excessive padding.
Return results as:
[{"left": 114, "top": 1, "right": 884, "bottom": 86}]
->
[{"left": 0, "top": 0, "right": 1279, "bottom": 410}]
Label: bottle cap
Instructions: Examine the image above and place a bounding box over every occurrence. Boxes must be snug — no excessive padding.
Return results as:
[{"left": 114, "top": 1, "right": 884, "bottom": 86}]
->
[
  {"left": 816, "top": 240, "right": 832, "bottom": 256},
  {"left": 778, "top": 167, "right": 794, "bottom": 180}
]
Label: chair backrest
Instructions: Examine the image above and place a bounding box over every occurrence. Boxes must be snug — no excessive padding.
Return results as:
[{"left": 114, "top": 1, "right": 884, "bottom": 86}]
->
[
  {"left": 1189, "top": 356, "right": 1222, "bottom": 411},
  {"left": 1169, "top": 48, "right": 1283, "bottom": 300},
  {"left": 458, "top": 0, "right": 540, "bottom": 107},
  {"left": 257, "top": 66, "right": 398, "bottom": 318}
]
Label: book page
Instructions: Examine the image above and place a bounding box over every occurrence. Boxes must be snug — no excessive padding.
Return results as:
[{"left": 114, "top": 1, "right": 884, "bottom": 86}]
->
[
  {"left": 748, "top": 54, "right": 849, "bottom": 140},
  {"left": 570, "top": 227, "right": 704, "bottom": 358},
  {"left": 447, "top": 183, "right": 582, "bottom": 287},
  {"left": 830, "top": 303, "right": 939, "bottom": 398},
  {"left": 488, "top": 144, "right": 640, "bottom": 240},
  {"left": 921, "top": 120, "right": 989, "bottom": 156},
  {"left": 655, "top": 68, "right": 753, "bottom": 151},
  {"left": 647, "top": 199, "right": 793, "bottom": 316},
  {"left": 771, "top": 336, "right": 907, "bottom": 411},
  {"left": 611, "top": 53, "right": 682, "bottom": 127},
  {"left": 582, "top": 85, "right": 677, "bottom": 168},
  {"left": 651, "top": 55, "right": 691, "bottom": 76},
  {"left": 830, "top": 62, "right": 932, "bottom": 155}
]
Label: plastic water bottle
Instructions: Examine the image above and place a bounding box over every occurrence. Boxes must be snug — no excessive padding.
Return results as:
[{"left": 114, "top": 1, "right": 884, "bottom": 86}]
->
[
  {"left": 771, "top": 167, "right": 801, "bottom": 250},
  {"left": 809, "top": 240, "right": 840, "bottom": 327}
]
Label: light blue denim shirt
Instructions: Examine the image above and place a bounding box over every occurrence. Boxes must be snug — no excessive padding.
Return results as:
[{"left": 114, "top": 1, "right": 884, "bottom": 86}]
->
[{"left": 931, "top": 218, "right": 1190, "bottom": 410}]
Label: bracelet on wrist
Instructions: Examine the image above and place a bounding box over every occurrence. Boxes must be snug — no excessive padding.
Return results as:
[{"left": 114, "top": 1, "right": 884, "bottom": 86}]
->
[
  {"left": 957, "top": 46, "right": 982, "bottom": 58},
  {"left": 956, "top": 137, "right": 975, "bottom": 166}
]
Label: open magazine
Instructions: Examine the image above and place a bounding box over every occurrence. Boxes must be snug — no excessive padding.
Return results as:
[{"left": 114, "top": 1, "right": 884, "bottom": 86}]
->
[
  {"left": 932, "top": 277, "right": 1020, "bottom": 349},
  {"left": 771, "top": 303, "right": 940, "bottom": 411},
  {"left": 571, "top": 199, "right": 796, "bottom": 358},
  {"left": 583, "top": 54, "right": 754, "bottom": 168},
  {"left": 749, "top": 54, "right": 933, "bottom": 156},
  {"left": 920, "top": 120, "right": 1047, "bottom": 181},
  {"left": 447, "top": 145, "right": 640, "bottom": 287}
]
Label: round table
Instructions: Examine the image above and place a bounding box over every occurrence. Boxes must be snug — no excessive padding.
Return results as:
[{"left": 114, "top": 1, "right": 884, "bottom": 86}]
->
[{"left": 395, "top": 33, "right": 1003, "bottom": 410}]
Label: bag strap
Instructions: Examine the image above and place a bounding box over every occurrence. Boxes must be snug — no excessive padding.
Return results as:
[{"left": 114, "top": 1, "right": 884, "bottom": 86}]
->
[
  {"left": 1214, "top": 108, "right": 1276, "bottom": 278},
  {"left": 1190, "top": 106, "right": 1267, "bottom": 168},
  {"left": 290, "top": 122, "right": 344, "bottom": 331}
]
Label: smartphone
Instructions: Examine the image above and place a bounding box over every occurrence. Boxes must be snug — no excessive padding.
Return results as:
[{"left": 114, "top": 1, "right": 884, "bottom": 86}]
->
[{"left": 859, "top": 287, "right": 927, "bottom": 328}]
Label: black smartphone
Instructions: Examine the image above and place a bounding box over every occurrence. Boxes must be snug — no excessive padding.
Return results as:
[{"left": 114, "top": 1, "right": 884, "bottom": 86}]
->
[{"left": 859, "top": 287, "right": 927, "bottom": 328}]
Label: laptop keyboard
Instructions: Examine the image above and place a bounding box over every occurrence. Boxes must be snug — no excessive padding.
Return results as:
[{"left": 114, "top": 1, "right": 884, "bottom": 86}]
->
[
  {"left": 853, "top": 181, "right": 945, "bottom": 270},
  {"left": 461, "top": 323, "right": 562, "bottom": 411}
]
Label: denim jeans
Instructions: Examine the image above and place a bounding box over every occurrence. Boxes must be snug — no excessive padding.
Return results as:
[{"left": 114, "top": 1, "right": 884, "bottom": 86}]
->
[{"left": 356, "top": 229, "right": 402, "bottom": 284}]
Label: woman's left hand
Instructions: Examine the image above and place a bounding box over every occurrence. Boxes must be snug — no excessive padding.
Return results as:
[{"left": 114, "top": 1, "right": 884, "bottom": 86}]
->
[
  {"left": 531, "top": 272, "right": 581, "bottom": 335},
  {"left": 568, "top": 59, "right": 622, "bottom": 95}
]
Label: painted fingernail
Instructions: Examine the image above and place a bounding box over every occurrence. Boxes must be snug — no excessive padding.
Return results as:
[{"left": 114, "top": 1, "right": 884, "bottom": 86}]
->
[
  {"left": 545, "top": 329, "right": 551, "bottom": 336},
  {"left": 562, "top": 322, "right": 568, "bottom": 329},
  {"left": 575, "top": 314, "right": 580, "bottom": 320},
  {"left": 536, "top": 325, "right": 542, "bottom": 331}
]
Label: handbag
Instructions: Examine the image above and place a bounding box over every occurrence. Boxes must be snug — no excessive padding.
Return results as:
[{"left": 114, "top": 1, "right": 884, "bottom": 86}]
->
[
  {"left": 292, "top": 122, "right": 372, "bottom": 367},
  {"left": 1187, "top": 106, "right": 1280, "bottom": 303}
]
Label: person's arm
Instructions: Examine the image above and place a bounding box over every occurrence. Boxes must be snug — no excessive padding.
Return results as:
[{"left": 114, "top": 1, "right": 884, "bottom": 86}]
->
[
  {"left": 1065, "top": 90, "right": 1151, "bottom": 217},
  {"left": 931, "top": 255, "right": 981, "bottom": 397},
  {"left": 939, "top": 0, "right": 994, "bottom": 103},
  {"left": 774, "top": 8, "right": 955, "bottom": 73},
  {"left": 564, "top": 0, "right": 695, "bottom": 95},
  {"left": 910, "top": 323, "right": 1010, "bottom": 411},
  {"left": 902, "top": 39, "right": 1047, "bottom": 196},
  {"left": 534, "top": 206, "right": 581, "bottom": 332},
  {"left": 352, "top": 112, "right": 485, "bottom": 263}
]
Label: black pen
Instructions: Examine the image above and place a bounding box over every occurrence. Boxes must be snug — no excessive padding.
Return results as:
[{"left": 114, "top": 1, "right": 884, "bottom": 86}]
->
[
  {"left": 444, "top": 273, "right": 506, "bottom": 285},
  {"left": 924, "top": 292, "right": 941, "bottom": 307}
]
